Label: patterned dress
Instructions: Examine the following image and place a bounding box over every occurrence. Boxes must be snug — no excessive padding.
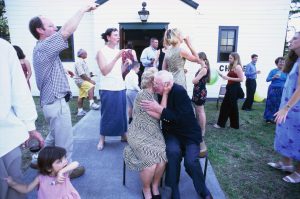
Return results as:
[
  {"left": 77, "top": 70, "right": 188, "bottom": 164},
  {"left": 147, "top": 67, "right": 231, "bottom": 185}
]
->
[
  {"left": 275, "top": 59, "right": 300, "bottom": 161},
  {"left": 164, "top": 47, "right": 186, "bottom": 89},
  {"left": 192, "top": 68, "right": 208, "bottom": 106},
  {"left": 124, "top": 89, "right": 167, "bottom": 171}
]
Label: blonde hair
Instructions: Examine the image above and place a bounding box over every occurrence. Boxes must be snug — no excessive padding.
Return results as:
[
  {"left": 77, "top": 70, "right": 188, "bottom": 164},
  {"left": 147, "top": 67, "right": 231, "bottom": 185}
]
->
[
  {"left": 141, "top": 68, "right": 158, "bottom": 89},
  {"left": 164, "top": 28, "right": 182, "bottom": 46},
  {"left": 229, "top": 52, "right": 242, "bottom": 70}
]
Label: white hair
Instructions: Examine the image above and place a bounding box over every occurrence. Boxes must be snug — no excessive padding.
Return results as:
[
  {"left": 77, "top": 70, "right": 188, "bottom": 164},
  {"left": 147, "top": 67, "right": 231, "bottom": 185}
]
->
[
  {"left": 77, "top": 49, "right": 86, "bottom": 57},
  {"left": 155, "top": 70, "right": 174, "bottom": 83}
]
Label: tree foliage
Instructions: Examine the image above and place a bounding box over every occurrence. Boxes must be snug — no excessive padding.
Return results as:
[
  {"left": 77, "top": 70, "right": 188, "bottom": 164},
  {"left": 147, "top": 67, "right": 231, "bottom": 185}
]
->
[{"left": 0, "top": 0, "right": 10, "bottom": 41}]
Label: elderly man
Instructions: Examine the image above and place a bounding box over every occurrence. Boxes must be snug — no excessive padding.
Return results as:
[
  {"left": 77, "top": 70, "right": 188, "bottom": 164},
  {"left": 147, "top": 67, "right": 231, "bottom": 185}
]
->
[
  {"left": 141, "top": 70, "right": 212, "bottom": 199},
  {"left": 74, "top": 49, "right": 100, "bottom": 116},
  {"left": 28, "top": 3, "right": 98, "bottom": 177},
  {"left": 0, "top": 38, "right": 44, "bottom": 199}
]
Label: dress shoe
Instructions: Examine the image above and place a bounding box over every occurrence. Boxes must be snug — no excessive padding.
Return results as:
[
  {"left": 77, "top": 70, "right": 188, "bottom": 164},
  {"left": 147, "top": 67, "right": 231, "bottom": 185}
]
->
[{"left": 70, "top": 166, "right": 85, "bottom": 179}]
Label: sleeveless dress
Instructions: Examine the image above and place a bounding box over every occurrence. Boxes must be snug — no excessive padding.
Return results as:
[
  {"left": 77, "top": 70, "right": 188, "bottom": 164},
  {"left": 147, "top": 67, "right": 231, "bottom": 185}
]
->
[
  {"left": 274, "top": 59, "right": 300, "bottom": 161},
  {"left": 37, "top": 174, "right": 80, "bottom": 199},
  {"left": 124, "top": 89, "right": 167, "bottom": 171},
  {"left": 164, "top": 47, "right": 186, "bottom": 89},
  {"left": 192, "top": 68, "right": 209, "bottom": 106}
]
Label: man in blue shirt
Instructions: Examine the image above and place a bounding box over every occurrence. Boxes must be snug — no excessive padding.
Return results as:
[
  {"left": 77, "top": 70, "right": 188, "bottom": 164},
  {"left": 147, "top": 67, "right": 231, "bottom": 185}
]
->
[{"left": 242, "top": 54, "right": 261, "bottom": 111}]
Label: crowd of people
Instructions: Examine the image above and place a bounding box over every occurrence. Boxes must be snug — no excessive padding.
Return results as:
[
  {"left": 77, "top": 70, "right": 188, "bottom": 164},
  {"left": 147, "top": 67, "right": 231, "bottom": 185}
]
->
[{"left": 1, "top": 2, "right": 300, "bottom": 199}]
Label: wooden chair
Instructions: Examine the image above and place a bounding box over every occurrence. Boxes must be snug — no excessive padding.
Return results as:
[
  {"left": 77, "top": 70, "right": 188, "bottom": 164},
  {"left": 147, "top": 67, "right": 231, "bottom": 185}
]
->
[{"left": 216, "top": 84, "right": 227, "bottom": 110}]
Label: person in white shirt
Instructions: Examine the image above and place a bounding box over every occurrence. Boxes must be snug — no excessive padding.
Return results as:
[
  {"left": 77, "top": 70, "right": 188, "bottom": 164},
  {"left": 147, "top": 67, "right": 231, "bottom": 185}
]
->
[
  {"left": 125, "top": 61, "right": 141, "bottom": 123},
  {"left": 140, "top": 37, "right": 159, "bottom": 69},
  {"left": 0, "top": 38, "right": 44, "bottom": 199}
]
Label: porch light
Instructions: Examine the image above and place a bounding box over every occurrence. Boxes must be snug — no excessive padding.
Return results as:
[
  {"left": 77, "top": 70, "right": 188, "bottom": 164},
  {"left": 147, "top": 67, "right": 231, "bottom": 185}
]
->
[{"left": 138, "top": 2, "right": 150, "bottom": 23}]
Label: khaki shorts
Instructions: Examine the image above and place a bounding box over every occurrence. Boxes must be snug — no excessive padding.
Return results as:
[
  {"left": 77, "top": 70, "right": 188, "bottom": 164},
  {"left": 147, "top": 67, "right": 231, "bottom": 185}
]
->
[{"left": 79, "top": 81, "right": 94, "bottom": 98}]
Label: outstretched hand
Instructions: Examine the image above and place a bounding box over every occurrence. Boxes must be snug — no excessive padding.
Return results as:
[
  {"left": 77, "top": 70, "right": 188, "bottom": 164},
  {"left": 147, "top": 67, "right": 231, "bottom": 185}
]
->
[{"left": 83, "top": 3, "right": 99, "bottom": 12}]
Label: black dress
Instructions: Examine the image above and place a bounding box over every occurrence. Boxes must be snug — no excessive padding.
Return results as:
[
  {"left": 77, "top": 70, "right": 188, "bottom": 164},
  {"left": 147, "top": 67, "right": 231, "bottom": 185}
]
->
[
  {"left": 157, "top": 48, "right": 165, "bottom": 71},
  {"left": 192, "top": 69, "right": 208, "bottom": 106}
]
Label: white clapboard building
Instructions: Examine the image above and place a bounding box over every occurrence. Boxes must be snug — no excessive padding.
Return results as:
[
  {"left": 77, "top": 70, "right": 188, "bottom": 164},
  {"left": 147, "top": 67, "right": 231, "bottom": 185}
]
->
[{"left": 5, "top": 0, "right": 290, "bottom": 98}]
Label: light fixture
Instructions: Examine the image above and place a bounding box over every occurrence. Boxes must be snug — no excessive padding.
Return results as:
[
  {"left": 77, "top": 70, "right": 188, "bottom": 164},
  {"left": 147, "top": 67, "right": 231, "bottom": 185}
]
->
[{"left": 138, "top": 2, "right": 150, "bottom": 23}]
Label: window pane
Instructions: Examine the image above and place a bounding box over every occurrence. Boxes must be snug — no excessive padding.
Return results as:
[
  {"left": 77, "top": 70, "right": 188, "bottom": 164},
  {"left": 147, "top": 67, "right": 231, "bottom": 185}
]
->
[
  {"left": 220, "top": 52, "right": 230, "bottom": 62},
  {"left": 221, "top": 31, "right": 227, "bottom": 39},
  {"left": 220, "top": 46, "right": 227, "bottom": 52},
  {"left": 221, "top": 39, "right": 227, "bottom": 45},
  {"left": 228, "top": 31, "right": 235, "bottom": 39},
  {"left": 226, "top": 46, "right": 233, "bottom": 52},
  {"left": 227, "top": 39, "right": 234, "bottom": 45}
]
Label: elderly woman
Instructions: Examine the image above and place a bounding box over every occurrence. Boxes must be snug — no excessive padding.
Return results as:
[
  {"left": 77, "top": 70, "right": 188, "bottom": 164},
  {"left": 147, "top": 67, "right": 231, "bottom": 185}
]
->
[
  {"left": 162, "top": 28, "right": 199, "bottom": 89},
  {"left": 124, "top": 68, "right": 168, "bottom": 199},
  {"left": 268, "top": 32, "right": 300, "bottom": 183},
  {"left": 263, "top": 57, "right": 287, "bottom": 123}
]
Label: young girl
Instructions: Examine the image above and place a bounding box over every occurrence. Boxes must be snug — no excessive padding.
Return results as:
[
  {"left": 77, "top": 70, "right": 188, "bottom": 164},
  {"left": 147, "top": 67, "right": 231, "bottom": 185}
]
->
[
  {"left": 5, "top": 146, "right": 81, "bottom": 199},
  {"left": 191, "top": 52, "right": 211, "bottom": 157}
]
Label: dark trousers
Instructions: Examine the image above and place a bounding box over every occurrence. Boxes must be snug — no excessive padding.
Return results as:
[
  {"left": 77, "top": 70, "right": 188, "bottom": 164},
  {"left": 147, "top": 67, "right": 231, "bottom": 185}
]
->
[
  {"left": 242, "top": 79, "right": 256, "bottom": 110},
  {"left": 164, "top": 134, "right": 210, "bottom": 199},
  {"left": 217, "top": 83, "right": 240, "bottom": 129}
]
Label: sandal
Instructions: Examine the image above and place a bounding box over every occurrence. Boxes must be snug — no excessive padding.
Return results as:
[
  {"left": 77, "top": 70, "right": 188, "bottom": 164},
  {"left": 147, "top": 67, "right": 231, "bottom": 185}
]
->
[
  {"left": 283, "top": 171, "right": 300, "bottom": 183},
  {"left": 267, "top": 161, "right": 294, "bottom": 173},
  {"left": 96, "top": 141, "right": 105, "bottom": 151}
]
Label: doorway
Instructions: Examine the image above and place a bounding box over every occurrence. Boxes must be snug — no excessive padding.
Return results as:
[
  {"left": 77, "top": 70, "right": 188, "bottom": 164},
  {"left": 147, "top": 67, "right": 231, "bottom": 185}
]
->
[{"left": 119, "top": 23, "right": 169, "bottom": 62}]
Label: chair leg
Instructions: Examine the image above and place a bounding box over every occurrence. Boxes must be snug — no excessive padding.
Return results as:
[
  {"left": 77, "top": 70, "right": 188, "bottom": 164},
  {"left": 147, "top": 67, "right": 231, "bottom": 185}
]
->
[
  {"left": 123, "top": 160, "right": 126, "bottom": 186},
  {"left": 204, "top": 156, "right": 208, "bottom": 180}
]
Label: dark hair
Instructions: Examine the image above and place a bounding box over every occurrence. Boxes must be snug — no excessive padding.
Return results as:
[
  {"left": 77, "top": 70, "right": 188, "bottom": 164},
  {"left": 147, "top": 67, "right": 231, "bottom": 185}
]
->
[
  {"left": 251, "top": 54, "right": 258, "bottom": 59},
  {"left": 29, "top": 16, "right": 44, "bottom": 40},
  {"left": 275, "top": 57, "right": 284, "bottom": 65},
  {"left": 125, "top": 41, "right": 134, "bottom": 49},
  {"left": 37, "top": 146, "right": 67, "bottom": 175},
  {"left": 198, "top": 52, "right": 211, "bottom": 82},
  {"left": 101, "top": 28, "right": 118, "bottom": 42},
  {"left": 13, "top": 45, "right": 26, "bottom": 59},
  {"left": 283, "top": 32, "right": 300, "bottom": 73}
]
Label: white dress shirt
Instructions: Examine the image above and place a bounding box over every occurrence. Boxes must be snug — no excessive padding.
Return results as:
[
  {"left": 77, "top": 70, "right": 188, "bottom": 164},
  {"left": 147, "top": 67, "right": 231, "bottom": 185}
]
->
[{"left": 0, "top": 39, "right": 37, "bottom": 157}]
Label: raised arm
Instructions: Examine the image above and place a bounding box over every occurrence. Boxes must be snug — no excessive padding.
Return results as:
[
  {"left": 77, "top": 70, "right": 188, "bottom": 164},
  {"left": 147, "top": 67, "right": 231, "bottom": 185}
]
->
[
  {"left": 96, "top": 49, "right": 123, "bottom": 76},
  {"left": 60, "top": 4, "right": 98, "bottom": 41},
  {"left": 56, "top": 161, "right": 79, "bottom": 183},
  {"left": 180, "top": 36, "right": 199, "bottom": 63},
  {"left": 6, "top": 176, "right": 39, "bottom": 194}
]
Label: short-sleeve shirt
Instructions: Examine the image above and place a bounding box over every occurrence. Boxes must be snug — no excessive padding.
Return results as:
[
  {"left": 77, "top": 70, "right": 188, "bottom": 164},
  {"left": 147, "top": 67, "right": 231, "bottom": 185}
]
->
[
  {"left": 74, "top": 59, "right": 90, "bottom": 87},
  {"left": 33, "top": 31, "right": 70, "bottom": 107}
]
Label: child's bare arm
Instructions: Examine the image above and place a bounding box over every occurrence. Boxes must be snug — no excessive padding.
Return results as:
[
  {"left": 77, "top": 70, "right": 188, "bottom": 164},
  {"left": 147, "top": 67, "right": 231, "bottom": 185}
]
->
[
  {"left": 6, "top": 176, "right": 39, "bottom": 194},
  {"left": 56, "top": 161, "right": 79, "bottom": 183}
]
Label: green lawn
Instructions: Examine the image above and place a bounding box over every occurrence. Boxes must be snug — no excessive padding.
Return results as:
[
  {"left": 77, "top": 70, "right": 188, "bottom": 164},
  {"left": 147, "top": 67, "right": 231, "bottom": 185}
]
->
[
  {"left": 205, "top": 101, "right": 300, "bottom": 199},
  {"left": 22, "top": 98, "right": 300, "bottom": 198}
]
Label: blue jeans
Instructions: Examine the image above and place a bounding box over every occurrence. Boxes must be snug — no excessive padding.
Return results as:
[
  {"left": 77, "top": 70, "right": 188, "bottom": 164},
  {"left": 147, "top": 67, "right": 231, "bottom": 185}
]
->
[{"left": 164, "top": 134, "right": 210, "bottom": 199}]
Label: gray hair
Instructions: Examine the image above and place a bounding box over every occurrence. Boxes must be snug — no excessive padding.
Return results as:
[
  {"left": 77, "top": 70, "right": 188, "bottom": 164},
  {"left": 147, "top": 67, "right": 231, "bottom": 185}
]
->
[
  {"left": 141, "top": 67, "right": 158, "bottom": 89},
  {"left": 155, "top": 70, "right": 174, "bottom": 83},
  {"left": 77, "top": 49, "right": 86, "bottom": 57}
]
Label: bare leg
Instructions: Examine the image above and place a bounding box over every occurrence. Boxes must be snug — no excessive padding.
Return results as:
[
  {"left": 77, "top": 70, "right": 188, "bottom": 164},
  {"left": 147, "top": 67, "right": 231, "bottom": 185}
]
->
[
  {"left": 196, "top": 105, "right": 207, "bottom": 156},
  {"left": 88, "top": 87, "right": 94, "bottom": 100},
  {"left": 97, "top": 135, "right": 105, "bottom": 150},
  {"left": 140, "top": 164, "right": 156, "bottom": 199},
  {"left": 77, "top": 97, "right": 83, "bottom": 109},
  {"left": 152, "top": 161, "right": 166, "bottom": 195}
]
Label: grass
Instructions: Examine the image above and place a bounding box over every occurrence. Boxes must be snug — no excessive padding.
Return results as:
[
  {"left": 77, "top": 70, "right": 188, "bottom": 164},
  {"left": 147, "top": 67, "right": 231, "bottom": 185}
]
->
[
  {"left": 21, "top": 96, "right": 90, "bottom": 171},
  {"left": 22, "top": 98, "right": 300, "bottom": 198},
  {"left": 205, "top": 101, "right": 300, "bottom": 199}
]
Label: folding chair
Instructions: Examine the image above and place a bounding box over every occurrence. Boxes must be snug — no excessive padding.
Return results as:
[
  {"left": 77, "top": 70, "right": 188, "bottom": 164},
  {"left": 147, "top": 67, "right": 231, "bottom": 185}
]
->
[
  {"left": 123, "top": 155, "right": 209, "bottom": 186},
  {"left": 216, "top": 84, "right": 227, "bottom": 110}
]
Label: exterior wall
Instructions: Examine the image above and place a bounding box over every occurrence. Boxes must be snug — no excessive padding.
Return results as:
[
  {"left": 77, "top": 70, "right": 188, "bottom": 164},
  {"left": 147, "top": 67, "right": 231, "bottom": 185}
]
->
[{"left": 5, "top": 0, "right": 290, "bottom": 98}]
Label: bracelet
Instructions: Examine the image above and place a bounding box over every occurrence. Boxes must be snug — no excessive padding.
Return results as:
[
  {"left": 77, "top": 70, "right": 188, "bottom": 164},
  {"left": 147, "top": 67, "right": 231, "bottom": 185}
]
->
[{"left": 285, "top": 104, "right": 291, "bottom": 110}]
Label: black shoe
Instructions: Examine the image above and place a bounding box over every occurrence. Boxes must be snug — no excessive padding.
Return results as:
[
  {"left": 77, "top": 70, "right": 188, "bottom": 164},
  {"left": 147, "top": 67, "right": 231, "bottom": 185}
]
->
[{"left": 70, "top": 166, "right": 85, "bottom": 179}]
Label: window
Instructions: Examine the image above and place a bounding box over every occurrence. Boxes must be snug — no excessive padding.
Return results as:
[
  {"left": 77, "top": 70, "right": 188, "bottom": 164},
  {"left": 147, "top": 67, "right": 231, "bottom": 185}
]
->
[
  {"left": 57, "top": 26, "right": 75, "bottom": 62},
  {"left": 217, "top": 26, "right": 239, "bottom": 62}
]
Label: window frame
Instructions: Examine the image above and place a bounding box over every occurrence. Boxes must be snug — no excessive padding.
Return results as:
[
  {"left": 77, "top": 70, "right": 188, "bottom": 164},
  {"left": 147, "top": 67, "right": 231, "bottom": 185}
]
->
[{"left": 217, "top": 26, "right": 239, "bottom": 63}]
